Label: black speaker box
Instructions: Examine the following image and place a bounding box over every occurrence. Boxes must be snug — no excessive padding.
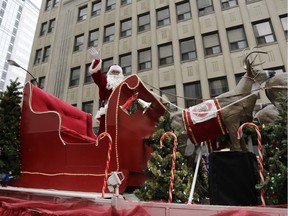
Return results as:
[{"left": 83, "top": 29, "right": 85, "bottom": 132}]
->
[{"left": 209, "top": 151, "right": 259, "bottom": 206}]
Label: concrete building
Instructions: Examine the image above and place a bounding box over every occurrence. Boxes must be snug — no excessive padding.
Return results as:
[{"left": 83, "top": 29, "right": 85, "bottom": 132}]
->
[
  {"left": 0, "top": 0, "right": 40, "bottom": 92},
  {"left": 27, "top": 0, "right": 287, "bottom": 130}
]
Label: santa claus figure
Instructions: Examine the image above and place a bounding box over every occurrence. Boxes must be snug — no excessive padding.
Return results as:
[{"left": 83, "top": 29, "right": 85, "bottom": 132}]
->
[{"left": 89, "top": 58, "right": 125, "bottom": 135}]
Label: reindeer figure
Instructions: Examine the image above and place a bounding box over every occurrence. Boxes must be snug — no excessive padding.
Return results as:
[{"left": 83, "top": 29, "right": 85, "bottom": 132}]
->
[{"left": 172, "top": 49, "right": 275, "bottom": 151}]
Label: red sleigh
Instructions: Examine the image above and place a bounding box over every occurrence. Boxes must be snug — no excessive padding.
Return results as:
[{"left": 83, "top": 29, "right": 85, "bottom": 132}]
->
[{"left": 11, "top": 75, "right": 166, "bottom": 193}]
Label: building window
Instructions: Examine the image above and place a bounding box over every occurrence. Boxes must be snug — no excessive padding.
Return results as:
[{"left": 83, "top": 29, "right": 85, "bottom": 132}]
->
[
  {"left": 176, "top": 1, "right": 191, "bottom": 21},
  {"left": 104, "top": 25, "right": 115, "bottom": 42},
  {"left": 45, "top": 0, "right": 52, "bottom": 11},
  {"left": 73, "top": 34, "right": 84, "bottom": 52},
  {"left": 48, "top": 18, "right": 55, "bottom": 33},
  {"left": 69, "top": 67, "right": 80, "bottom": 87},
  {"left": 235, "top": 72, "right": 245, "bottom": 84},
  {"left": 138, "top": 49, "right": 152, "bottom": 71},
  {"left": 40, "top": 22, "right": 47, "bottom": 36},
  {"left": 246, "top": 0, "right": 261, "bottom": 4},
  {"left": 221, "top": 0, "right": 238, "bottom": 9},
  {"left": 88, "top": 29, "right": 99, "bottom": 47},
  {"left": 84, "top": 63, "right": 93, "bottom": 84},
  {"left": 92, "top": 0, "right": 101, "bottom": 16},
  {"left": 180, "top": 38, "right": 197, "bottom": 61},
  {"left": 158, "top": 43, "right": 173, "bottom": 66},
  {"left": 106, "top": 0, "right": 116, "bottom": 11},
  {"left": 120, "top": 19, "right": 132, "bottom": 37},
  {"left": 227, "top": 26, "right": 248, "bottom": 51},
  {"left": 82, "top": 101, "right": 94, "bottom": 115},
  {"left": 280, "top": 15, "right": 288, "bottom": 40},
  {"left": 197, "top": 0, "right": 214, "bottom": 16},
  {"left": 42, "top": 46, "right": 51, "bottom": 63},
  {"left": 120, "top": 53, "right": 132, "bottom": 76},
  {"left": 253, "top": 20, "right": 276, "bottom": 45},
  {"left": 52, "top": 0, "right": 59, "bottom": 8},
  {"left": 78, "top": 5, "right": 87, "bottom": 22},
  {"left": 203, "top": 32, "right": 222, "bottom": 56},
  {"left": 160, "top": 86, "right": 177, "bottom": 112},
  {"left": 103, "top": 58, "right": 113, "bottom": 74},
  {"left": 209, "top": 77, "right": 229, "bottom": 97},
  {"left": 184, "top": 82, "right": 202, "bottom": 107},
  {"left": 34, "top": 49, "right": 42, "bottom": 65},
  {"left": 38, "top": 76, "right": 46, "bottom": 89},
  {"left": 138, "top": 13, "right": 150, "bottom": 32},
  {"left": 157, "top": 7, "right": 170, "bottom": 27},
  {"left": 121, "top": 0, "right": 132, "bottom": 6}
]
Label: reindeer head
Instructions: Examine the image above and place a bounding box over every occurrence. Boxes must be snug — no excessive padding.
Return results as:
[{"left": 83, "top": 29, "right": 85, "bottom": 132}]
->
[{"left": 242, "top": 48, "right": 275, "bottom": 83}]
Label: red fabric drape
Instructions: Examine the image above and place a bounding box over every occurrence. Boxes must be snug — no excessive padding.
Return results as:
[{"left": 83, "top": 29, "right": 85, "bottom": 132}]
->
[{"left": 0, "top": 196, "right": 149, "bottom": 216}]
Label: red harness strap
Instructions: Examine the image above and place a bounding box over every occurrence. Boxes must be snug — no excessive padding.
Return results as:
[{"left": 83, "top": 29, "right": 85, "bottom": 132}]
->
[{"left": 182, "top": 98, "right": 227, "bottom": 144}]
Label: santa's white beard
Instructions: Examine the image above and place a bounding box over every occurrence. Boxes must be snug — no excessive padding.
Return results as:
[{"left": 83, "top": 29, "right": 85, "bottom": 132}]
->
[{"left": 106, "top": 74, "right": 125, "bottom": 90}]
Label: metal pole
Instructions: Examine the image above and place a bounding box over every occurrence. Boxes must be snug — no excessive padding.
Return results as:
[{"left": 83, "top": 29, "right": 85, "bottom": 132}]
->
[{"left": 188, "top": 142, "right": 204, "bottom": 204}]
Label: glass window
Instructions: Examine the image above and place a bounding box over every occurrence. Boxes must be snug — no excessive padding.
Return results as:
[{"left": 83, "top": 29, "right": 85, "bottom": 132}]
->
[
  {"left": 92, "top": 1, "right": 101, "bottom": 16},
  {"left": 82, "top": 101, "right": 94, "bottom": 114},
  {"left": 52, "top": 0, "right": 59, "bottom": 8},
  {"left": 120, "top": 19, "right": 132, "bottom": 37},
  {"left": 84, "top": 63, "right": 93, "bottom": 83},
  {"left": 176, "top": 1, "right": 191, "bottom": 21},
  {"left": 184, "top": 82, "right": 202, "bottom": 107},
  {"left": 160, "top": 86, "right": 177, "bottom": 112},
  {"left": 40, "top": 22, "right": 47, "bottom": 36},
  {"left": 180, "top": 38, "right": 197, "bottom": 61},
  {"left": 48, "top": 18, "right": 55, "bottom": 33},
  {"left": 197, "top": 0, "right": 214, "bottom": 16},
  {"left": 158, "top": 43, "right": 173, "bottom": 66},
  {"left": 88, "top": 29, "right": 99, "bottom": 47},
  {"left": 227, "top": 26, "right": 248, "bottom": 51},
  {"left": 104, "top": 25, "right": 115, "bottom": 42},
  {"left": 103, "top": 58, "right": 113, "bottom": 74},
  {"left": 253, "top": 20, "right": 276, "bottom": 45},
  {"left": 78, "top": 5, "right": 87, "bottom": 22},
  {"left": 34, "top": 49, "right": 42, "bottom": 65},
  {"left": 106, "top": 0, "right": 116, "bottom": 11},
  {"left": 120, "top": 53, "right": 132, "bottom": 75},
  {"left": 235, "top": 73, "right": 245, "bottom": 84},
  {"left": 157, "top": 7, "right": 170, "bottom": 27},
  {"left": 121, "top": 0, "right": 132, "bottom": 6},
  {"left": 45, "top": 0, "right": 52, "bottom": 11},
  {"left": 38, "top": 76, "right": 45, "bottom": 89},
  {"left": 138, "top": 13, "right": 150, "bottom": 32},
  {"left": 73, "top": 34, "right": 84, "bottom": 52},
  {"left": 280, "top": 15, "right": 288, "bottom": 40},
  {"left": 203, "top": 32, "right": 222, "bottom": 56},
  {"left": 221, "top": 0, "right": 238, "bottom": 9},
  {"left": 138, "top": 49, "right": 152, "bottom": 71},
  {"left": 42, "top": 46, "right": 51, "bottom": 63},
  {"left": 209, "top": 77, "right": 229, "bottom": 97},
  {"left": 69, "top": 67, "right": 80, "bottom": 87}
]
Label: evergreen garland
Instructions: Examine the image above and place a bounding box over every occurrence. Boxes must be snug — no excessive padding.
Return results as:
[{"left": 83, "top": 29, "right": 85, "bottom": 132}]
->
[
  {"left": 0, "top": 79, "right": 22, "bottom": 183},
  {"left": 259, "top": 96, "right": 287, "bottom": 205}
]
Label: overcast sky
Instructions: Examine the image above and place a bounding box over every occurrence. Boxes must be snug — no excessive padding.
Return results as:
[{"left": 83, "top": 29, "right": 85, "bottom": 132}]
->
[{"left": 31, "top": 0, "right": 42, "bottom": 9}]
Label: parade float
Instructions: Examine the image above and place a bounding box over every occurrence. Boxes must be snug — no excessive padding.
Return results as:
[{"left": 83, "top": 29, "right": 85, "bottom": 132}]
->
[{"left": 0, "top": 52, "right": 287, "bottom": 215}]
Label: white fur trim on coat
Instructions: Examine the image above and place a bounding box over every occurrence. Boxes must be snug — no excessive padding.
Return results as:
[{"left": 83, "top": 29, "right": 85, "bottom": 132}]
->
[
  {"left": 95, "top": 104, "right": 107, "bottom": 120},
  {"left": 89, "top": 59, "right": 102, "bottom": 74}
]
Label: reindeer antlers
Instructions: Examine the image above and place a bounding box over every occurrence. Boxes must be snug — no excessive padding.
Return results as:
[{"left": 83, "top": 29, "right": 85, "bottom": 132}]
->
[{"left": 242, "top": 47, "right": 267, "bottom": 70}]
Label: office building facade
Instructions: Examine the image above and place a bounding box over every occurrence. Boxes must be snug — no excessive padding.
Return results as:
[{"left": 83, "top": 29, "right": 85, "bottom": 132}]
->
[{"left": 28, "top": 0, "right": 287, "bottom": 129}]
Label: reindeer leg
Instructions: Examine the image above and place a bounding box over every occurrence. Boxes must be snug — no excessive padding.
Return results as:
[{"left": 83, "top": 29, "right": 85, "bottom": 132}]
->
[
  {"left": 227, "top": 125, "right": 242, "bottom": 151},
  {"left": 240, "top": 137, "right": 248, "bottom": 151}
]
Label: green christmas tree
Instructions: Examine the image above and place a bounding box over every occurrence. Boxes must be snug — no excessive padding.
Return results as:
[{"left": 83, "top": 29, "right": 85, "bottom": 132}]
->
[
  {"left": 0, "top": 79, "right": 22, "bottom": 182},
  {"left": 260, "top": 96, "right": 287, "bottom": 205},
  {"left": 134, "top": 112, "right": 208, "bottom": 203}
]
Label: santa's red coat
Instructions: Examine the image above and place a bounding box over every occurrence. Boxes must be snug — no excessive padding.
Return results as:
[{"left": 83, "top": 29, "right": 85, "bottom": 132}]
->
[{"left": 90, "top": 59, "right": 112, "bottom": 135}]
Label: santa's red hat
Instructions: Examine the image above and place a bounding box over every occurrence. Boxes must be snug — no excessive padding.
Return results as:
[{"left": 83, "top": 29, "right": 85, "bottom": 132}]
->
[{"left": 107, "top": 64, "right": 123, "bottom": 75}]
